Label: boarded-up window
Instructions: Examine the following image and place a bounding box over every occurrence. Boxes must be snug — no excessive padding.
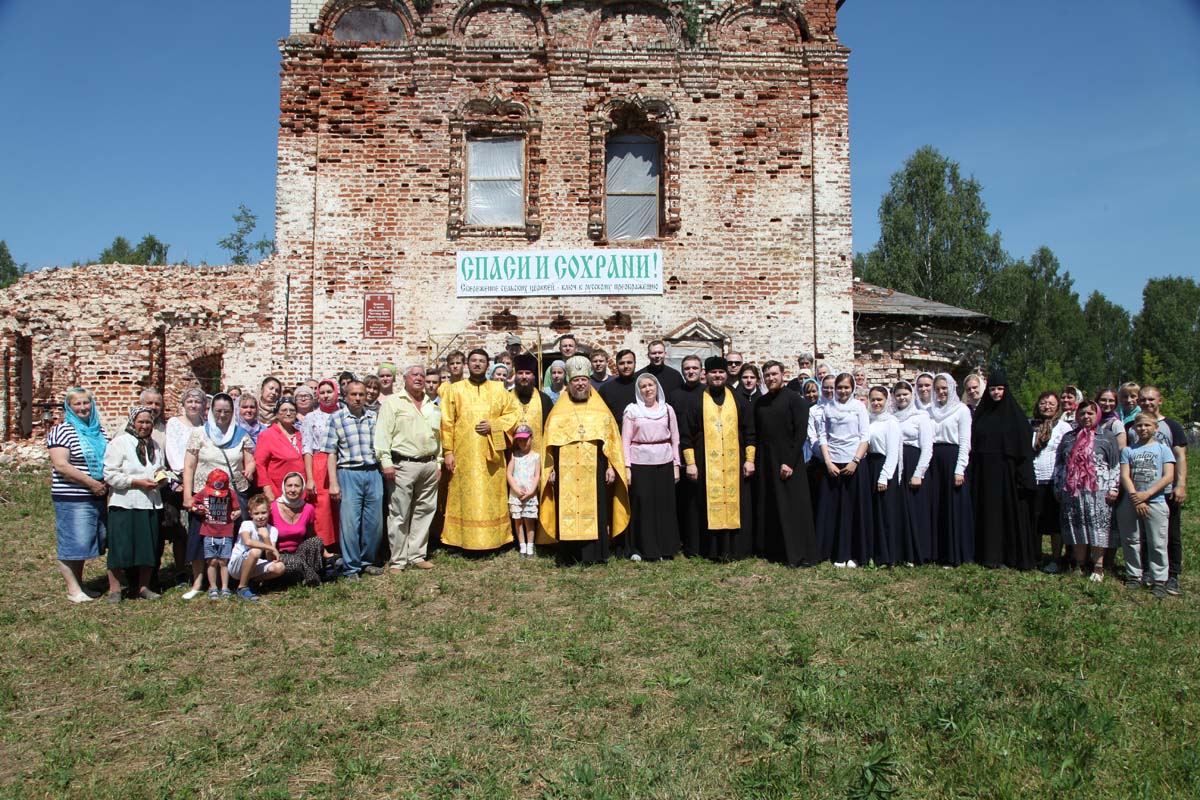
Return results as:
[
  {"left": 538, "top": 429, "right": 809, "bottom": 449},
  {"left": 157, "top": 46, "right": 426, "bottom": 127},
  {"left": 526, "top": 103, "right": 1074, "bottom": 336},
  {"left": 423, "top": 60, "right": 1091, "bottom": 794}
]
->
[
  {"left": 333, "top": 8, "right": 406, "bottom": 42},
  {"left": 466, "top": 136, "right": 525, "bottom": 227},
  {"left": 605, "top": 133, "right": 660, "bottom": 240}
]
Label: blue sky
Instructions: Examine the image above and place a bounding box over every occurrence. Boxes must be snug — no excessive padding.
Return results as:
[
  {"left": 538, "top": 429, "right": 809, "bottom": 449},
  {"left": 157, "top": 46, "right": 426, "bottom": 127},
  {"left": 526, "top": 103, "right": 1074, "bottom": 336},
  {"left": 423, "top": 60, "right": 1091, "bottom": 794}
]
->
[{"left": 1, "top": 0, "right": 1197, "bottom": 310}]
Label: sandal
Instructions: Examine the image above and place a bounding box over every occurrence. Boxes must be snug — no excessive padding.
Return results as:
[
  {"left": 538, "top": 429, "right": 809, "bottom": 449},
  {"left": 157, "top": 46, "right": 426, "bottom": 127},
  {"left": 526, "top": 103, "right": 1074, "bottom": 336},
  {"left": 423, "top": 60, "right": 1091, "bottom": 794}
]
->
[{"left": 208, "top": 589, "right": 220, "bottom": 600}]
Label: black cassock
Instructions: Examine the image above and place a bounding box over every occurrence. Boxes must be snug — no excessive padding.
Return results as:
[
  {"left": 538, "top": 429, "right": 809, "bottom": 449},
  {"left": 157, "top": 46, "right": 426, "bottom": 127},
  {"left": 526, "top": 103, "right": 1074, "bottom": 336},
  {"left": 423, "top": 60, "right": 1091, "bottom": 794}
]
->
[
  {"left": 679, "top": 387, "right": 755, "bottom": 561},
  {"left": 669, "top": 382, "right": 704, "bottom": 557},
  {"left": 599, "top": 375, "right": 638, "bottom": 431},
  {"left": 752, "top": 389, "right": 818, "bottom": 567},
  {"left": 637, "top": 363, "right": 684, "bottom": 397}
]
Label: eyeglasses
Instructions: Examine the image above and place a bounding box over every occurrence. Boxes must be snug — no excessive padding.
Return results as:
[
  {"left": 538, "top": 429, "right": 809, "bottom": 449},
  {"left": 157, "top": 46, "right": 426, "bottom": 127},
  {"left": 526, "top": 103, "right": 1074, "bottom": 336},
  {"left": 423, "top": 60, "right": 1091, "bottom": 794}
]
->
[{"left": 727, "top": 360, "right": 743, "bottom": 367}]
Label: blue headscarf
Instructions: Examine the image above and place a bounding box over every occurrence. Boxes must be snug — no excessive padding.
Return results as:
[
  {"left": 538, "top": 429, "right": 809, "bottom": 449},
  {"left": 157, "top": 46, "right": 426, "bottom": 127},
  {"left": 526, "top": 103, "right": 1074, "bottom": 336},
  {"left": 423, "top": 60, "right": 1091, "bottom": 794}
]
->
[
  {"left": 63, "top": 389, "right": 107, "bottom": 480},
  {"left": 204, "top": 393, "right": 246, "bottom": 450}
]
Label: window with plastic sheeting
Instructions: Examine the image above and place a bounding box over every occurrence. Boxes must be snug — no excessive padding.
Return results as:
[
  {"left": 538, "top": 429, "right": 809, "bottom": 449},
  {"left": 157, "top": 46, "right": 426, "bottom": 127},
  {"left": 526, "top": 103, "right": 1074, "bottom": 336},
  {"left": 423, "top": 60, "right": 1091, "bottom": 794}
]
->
[
  {"left": 605, "top": 133, "right": 660, "bottom": 240},
  {"left": 466, "top": 136, "right": 525, "bottom": 227},
  {"left": 333, "top": 8, "right": 407, "bottom": 42}
]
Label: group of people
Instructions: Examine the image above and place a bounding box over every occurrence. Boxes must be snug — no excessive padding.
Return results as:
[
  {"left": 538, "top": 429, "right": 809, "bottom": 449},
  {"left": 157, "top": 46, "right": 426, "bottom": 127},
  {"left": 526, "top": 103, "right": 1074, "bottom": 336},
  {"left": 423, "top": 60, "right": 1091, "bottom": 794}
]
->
[{"left": 46, "top": 335, "right": 1189, "bottom": 604}]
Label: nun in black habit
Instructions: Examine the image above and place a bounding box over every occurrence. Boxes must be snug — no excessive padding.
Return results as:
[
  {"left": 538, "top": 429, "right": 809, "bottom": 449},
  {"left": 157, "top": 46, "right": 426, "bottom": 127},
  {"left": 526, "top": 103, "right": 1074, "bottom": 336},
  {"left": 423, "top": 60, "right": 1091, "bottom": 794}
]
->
[{"left": 971, "top": 370, "right": 1038, "bottom": 569}]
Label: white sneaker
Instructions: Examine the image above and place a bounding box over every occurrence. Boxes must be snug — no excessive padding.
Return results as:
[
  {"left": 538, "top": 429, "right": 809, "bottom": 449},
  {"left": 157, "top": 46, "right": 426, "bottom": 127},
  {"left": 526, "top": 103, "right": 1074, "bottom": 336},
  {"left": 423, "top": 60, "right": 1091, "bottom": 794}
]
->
[
  {"left": 181, "top": 588, "right": 204, "bottom": 601},
  {"left": 834, "top": 561, "right": 847, "bottom": 568},
  {"left": 67, "top": 592, "right": 93, "bottom": 604},
  {"left": 847, "top": 560, "right": 858, "bottom": 569},
  {"left": 1088, "top": 572, "right": 1104, "bottom": 583},
  {"left": 630, "top": 553, "right": 643, "bottom": 562}
]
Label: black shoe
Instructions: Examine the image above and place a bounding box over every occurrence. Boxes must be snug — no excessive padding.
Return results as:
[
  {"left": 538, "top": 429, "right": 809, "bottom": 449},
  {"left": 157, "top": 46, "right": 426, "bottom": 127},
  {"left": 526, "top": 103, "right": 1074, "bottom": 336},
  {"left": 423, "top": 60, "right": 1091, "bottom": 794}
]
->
[
  {"left": 1165, "top": 577, "right": 1181, "bottom": 596},
  {"left": 1124, "top": 578, "right": 1141, "bottom": 590},
  {"left": 361, "top": 565, "right": 384, "bottom": 576},
  {"left": 1152, "top": 582, "right": 1168, "bottom": 599}
]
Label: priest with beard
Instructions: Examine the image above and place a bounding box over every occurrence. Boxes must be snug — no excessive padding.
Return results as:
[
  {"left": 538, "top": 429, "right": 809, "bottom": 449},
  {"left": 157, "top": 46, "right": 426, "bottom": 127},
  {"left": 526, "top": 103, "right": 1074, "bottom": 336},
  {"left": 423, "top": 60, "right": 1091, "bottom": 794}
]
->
[
  {"left": 679, "top": 356, "right": 756, "bottom": 560},
  {"left": 599, "top": 349, "right": 639, "bottom": 430},
  {"left": 636, "top": 340, "right": 684, "bottom": 396},
  {"left": 539, "top": 357, "right": 631, "bottom": 564},
  {"left": 752, "top": 360, "right": 818, "bottom": 567},
  {"left": 669, "top": 355, "right": 705, "bottom": 556},
  {"left": 510, "top": 353, "right": 553, "bottom": 456}
]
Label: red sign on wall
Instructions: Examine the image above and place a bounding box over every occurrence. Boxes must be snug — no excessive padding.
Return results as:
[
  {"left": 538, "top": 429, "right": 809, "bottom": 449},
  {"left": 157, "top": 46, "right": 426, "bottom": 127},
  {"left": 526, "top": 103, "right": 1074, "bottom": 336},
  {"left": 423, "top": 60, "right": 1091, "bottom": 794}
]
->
[{"left": 363, "top": 293, "right": 394, "bottom": 339}]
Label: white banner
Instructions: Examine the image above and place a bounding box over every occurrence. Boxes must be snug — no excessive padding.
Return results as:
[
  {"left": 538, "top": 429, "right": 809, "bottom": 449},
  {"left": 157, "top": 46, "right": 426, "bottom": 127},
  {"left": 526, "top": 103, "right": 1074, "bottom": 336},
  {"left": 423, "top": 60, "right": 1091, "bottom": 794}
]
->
[{"left": 456, "top": 249, "right": 663, "bottom": 297}]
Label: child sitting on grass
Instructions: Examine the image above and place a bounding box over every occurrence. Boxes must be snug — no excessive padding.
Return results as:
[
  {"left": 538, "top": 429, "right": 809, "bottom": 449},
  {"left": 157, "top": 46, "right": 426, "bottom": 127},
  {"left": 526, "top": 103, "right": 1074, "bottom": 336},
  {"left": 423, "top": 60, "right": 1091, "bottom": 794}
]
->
[
  {"left": 507, "top": 425, "right": 541, "bottom": 558},
  {"left": 1117, "top": 412, "right": 1176, "bottom": 598},
  {"left": 231, "top": 494, "right": 285, "bottom": 602}
]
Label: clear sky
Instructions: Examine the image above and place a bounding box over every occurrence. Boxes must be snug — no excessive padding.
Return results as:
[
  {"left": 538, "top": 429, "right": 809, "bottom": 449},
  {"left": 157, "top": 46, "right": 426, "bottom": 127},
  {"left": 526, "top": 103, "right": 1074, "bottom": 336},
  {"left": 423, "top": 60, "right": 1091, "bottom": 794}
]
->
[{"left": 1, "top": 0, "right": 1197, "bottom": 309}]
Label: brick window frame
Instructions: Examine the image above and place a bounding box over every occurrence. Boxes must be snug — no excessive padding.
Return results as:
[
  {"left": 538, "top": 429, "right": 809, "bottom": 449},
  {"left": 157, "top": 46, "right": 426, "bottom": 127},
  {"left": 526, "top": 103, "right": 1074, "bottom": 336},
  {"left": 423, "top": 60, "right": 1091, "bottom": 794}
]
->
[
  {"left": 588, "top": 95, "right": 680, "bottom": 242},
  {"left": 448, "top": 97, "right": 542, "bottom": 241}
]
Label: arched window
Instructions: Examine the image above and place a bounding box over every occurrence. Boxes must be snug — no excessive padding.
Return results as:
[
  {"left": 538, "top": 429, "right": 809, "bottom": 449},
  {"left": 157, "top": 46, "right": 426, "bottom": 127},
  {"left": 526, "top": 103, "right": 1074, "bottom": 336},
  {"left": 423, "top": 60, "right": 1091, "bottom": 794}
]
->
[
  {"left": 605, "top": 133, "right": 661, "bottom": 240},
  {"left": 333, "top": 7, "right": 407, "bottom": 42}
]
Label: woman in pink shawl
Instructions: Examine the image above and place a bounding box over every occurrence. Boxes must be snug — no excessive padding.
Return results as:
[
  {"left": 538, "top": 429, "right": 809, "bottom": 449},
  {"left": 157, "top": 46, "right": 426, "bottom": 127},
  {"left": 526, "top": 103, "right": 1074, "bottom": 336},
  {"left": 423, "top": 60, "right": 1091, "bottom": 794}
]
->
[{"left": 1052, "top": 399, "right": 1121, "bottom": 581}]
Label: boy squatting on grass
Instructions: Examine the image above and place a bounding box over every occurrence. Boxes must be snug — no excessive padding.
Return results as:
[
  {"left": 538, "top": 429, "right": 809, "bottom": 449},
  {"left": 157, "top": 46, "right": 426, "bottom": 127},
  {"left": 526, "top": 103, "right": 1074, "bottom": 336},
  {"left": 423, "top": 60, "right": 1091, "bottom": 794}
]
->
[
  {"left": 230, "top": 494, "right": 286, "bottom": 602},
  {"left": 1117, "top": 412, "right": 1177, "bottom": 599}
]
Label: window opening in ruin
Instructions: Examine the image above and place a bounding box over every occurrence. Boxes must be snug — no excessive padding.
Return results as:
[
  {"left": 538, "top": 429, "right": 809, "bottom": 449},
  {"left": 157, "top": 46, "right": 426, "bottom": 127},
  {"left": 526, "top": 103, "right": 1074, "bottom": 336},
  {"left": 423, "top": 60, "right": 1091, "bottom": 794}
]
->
[
  {"left": 16, "top": 335, "right": 32, "bottom": 439},
  {"left": 605, "top": 132, "right": 661, "bottom": 240},
  {"left": 465, "top": 136, "right": 525, "bottom": 227},
  {"left": 189, "top": 354, "right": 223, "bottom": 396},
  {"left": 333, "top": 7, "right": 407, "bottom": 42}
]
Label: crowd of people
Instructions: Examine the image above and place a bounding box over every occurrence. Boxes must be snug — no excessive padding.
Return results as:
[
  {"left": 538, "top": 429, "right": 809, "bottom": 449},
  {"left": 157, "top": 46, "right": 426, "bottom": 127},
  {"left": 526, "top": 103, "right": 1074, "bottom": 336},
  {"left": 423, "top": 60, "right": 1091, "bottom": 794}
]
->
[{"left": 46, "top": 334, "right": 1189, "bottom": 604}]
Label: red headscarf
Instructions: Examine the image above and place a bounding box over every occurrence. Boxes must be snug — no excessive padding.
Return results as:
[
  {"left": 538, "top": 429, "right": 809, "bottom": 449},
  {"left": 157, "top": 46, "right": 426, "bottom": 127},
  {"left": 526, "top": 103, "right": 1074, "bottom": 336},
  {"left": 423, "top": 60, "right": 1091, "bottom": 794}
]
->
[{"left": 317, "top": 379, "right": 340, "bottom": 414}]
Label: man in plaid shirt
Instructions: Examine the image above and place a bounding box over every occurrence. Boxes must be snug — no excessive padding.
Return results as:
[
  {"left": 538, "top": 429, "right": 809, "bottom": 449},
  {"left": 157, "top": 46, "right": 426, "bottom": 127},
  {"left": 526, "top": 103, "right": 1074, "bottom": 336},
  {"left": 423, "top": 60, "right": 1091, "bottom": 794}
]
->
[{"left": 324, "top": 380, "right": 384, "bottom": 579}]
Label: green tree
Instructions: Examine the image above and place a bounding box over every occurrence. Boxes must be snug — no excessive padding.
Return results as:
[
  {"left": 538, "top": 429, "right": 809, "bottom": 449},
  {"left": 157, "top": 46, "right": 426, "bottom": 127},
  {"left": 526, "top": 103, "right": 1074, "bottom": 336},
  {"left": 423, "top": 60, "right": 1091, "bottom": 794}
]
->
[
  {"left": 217, "top": 204, "right": 275, "bottom": 265},
  {"left": 0, "top": 240, "right": 27, "bottom": 289},
  {"left": 1077, "top": 291, "right": 1135, "bottom": 393},
  {"left": 1134, "top": 277, "right": 1200, "bottom": 420},
  {"left": 96, "top": 234, "right": 170, "bottom": 265},
  {"left": 855, "top": 146, "right": 1008, "bottom": 312}
]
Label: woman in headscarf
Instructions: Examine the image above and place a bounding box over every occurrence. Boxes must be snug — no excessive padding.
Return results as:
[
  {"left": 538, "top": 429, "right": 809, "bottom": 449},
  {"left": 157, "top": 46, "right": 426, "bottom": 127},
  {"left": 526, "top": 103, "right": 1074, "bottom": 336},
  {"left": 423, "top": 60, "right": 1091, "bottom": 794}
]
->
[
  {"left": 487, "top": 363, "right": 510, "bottom": 386},
  {"left": 1053, "top": 400, "right": 1121, "bottom": 581},
  {"left": 255, "top": 396, "right": 305, "bottom": 503},
  {"left": 971, "top": 371, "right": 1037, "bottom": 569},
  {"left": 165, "top": 388, "right": 205, "bottom": 478},
  {"left": 542, "top": 359, "right": 566, "bottom": 403},
  {"left": 1029, "top": 391, "right": 1070, "bottom": 572},
  {"left": 377, "top": 363, "right": 397, "bottom": 398},
  {"left": 621, "top": 374, "right": 681, "bottom": 561},
  {"left": 961, "top": 373, "right": 986, "bottom": 416},
  {"left": 928, "top": 373, "right": 974, "bottom": 565},
  {"left": 234, "top": 393, "right": 265, "bottom": 446},
  {"left": 258, "top": 377, "right": 282, "bottom": 427},
  {"left": 294, "top": 385, "right": 316, "bottom": 422},
  {"left": 815, "top": 373, "right": 870, "bottom": 566},
  {"left": 892, "top": 380, "right": 934, "bottom": 565},
  {"left": 162, "top": 387, "right": 206, "bottom": 584},
  {"left": 181, "top": 392, "right": 255, "bottom": 599},
  {"left": 805, "top": 375, "right": 834, "bottom": 515},
  {"left": 102, "top": 406, "right": 165, "bottom": 602},
  {"left": 301, "top": 378, "right": 340, "bottom": 553},
  {"left": 270, "top": 471, "right": 326, "bottom": 587},
  {"left": 865, "top": 386, "right": 902, "bottom": 566},
  {"left": 913, "top": 372, "right": 936, "bottom": 413},
  {"left": 47, "top": 388, "right": 110, "bottom": 603}
]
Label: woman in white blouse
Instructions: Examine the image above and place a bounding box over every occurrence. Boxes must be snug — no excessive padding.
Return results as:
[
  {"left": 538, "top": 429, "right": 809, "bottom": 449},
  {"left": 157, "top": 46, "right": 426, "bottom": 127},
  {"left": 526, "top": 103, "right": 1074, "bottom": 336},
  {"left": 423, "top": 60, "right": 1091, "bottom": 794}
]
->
[
  {"left": 1029, "top": 391, "right": 1071, "bottom": 572},
  {"left": 891, "top": 381, "right": 934, "bottom": 565},
  {"left": 928, "top": 373, "right": 974, "bottom": 565},
  {"left": 815, "top": 373, "right": 870, "bottom": 567},
  {"left": 161, "top": 387, "right": 206, "bottom": 584},
  {"left": 866, "top": 387, "right": 901, "bottom": 566},
  {"left": 102, "top": 407, "right": 166, "bottom": 603}
]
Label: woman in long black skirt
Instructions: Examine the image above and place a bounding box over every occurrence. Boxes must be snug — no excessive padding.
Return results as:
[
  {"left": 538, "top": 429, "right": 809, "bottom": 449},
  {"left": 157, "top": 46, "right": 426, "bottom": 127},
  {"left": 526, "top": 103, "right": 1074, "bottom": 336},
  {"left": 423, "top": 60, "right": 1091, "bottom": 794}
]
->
[
  {"left": 890, "top": 381, "right": 934, "bottom": 565},
  {"left": 803, "top": 377, "right": 829, "bottom": 521},
  {"left": 621, "top": 374, "right": 680, "bottom": 560},
  {"left": 815, "top": 373, "right": 871, "bottom": 566},
  {"left": 971, "top": 370, "right": 1037, "bottom": 569},
  {"left": 865, "top": 387, "right": 902, "bottom": 566},
  {"left": 928, "top": 373, "right": 974, "bottom": 565}
]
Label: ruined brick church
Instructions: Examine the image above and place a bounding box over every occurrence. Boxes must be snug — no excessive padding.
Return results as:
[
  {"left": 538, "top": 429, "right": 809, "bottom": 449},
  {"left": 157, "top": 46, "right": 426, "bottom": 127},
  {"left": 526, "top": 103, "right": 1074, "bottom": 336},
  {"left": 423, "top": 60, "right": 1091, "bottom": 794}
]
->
[{"left": 0, "top": 0, "right": 998, "bottom": 440}]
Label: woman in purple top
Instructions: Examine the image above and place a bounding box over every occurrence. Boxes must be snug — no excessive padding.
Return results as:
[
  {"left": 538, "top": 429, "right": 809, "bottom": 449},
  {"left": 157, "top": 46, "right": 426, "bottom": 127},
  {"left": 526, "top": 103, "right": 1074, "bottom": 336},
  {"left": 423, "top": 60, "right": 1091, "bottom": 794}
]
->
[{"left": 622, "top": 374, "right": 681, "bottom": 561}]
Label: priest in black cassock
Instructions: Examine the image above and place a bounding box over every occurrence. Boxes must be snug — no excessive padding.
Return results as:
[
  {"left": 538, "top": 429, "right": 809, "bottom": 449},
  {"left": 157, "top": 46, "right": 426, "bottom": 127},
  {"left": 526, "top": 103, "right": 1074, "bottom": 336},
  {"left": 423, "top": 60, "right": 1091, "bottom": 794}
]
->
[
  {"left": 752, "top": 361, "right": 818, "bottom": 566},
  {"left": 599, "top": 349, "right": 639, "bottom": 430},
  {"left": 679, "top": 356, "right": 755, "bottom": 560},
  {"left": 637, "top": 340, "right": 684, "bottom": 396},
  {"left": 669, "top": 355, "right": 705, "bottom": 556}
]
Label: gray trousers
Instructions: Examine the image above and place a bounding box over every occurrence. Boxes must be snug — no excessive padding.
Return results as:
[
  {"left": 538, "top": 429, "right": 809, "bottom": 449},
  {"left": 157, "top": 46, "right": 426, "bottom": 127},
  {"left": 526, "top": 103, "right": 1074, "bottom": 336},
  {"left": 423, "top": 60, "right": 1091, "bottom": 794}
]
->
[
  {"left": 387, "top": 460, "right": 440, "bottom": 568},
  {"left": 1117, "top": 497, "right": 1169, "bottom": 583}
]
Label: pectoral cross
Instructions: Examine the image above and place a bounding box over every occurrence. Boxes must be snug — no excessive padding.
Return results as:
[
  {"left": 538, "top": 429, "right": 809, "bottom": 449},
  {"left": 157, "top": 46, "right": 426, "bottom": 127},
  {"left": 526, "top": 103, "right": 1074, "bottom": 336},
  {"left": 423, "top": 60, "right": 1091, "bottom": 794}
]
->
[
  {"left": 714, "top": 417, "right": 723, "bottom": 433},
  {"left": 578, "top": 423, "right": 586, "bottom": 439}
]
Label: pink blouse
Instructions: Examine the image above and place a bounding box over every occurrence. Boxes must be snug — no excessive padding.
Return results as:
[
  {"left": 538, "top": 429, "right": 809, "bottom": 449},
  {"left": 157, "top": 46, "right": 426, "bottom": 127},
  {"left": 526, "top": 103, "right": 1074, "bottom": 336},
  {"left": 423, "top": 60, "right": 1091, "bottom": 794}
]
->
[
  {"left": 270, "top": 502, "right": 316, "bottom": 552},
  {"left": 622, "top": 406, "right": 680, "bottom": 467}
]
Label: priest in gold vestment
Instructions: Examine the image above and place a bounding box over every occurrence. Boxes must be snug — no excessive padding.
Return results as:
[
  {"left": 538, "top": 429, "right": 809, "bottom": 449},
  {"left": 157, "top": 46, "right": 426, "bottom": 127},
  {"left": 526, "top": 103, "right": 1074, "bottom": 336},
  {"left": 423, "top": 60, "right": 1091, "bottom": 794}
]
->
[
  {"left": 679, "top": 356, "right": 756, "bottom": 560},
  {"left": 441, "top": 349, "right": 519, "bottom": 550},
  {"left": 510, "top": 353, "right": 554, "bottom": 545},
  {"left": 539, "top": 357, "right": 630, "bottom": 564}
]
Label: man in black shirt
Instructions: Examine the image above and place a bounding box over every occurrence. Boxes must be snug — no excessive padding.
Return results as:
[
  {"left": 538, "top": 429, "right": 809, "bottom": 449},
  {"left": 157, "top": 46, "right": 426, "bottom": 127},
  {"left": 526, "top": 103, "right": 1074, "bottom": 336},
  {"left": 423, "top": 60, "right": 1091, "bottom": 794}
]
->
[{"left": 637, "top": 340, "right": 683, "bottom": 396}]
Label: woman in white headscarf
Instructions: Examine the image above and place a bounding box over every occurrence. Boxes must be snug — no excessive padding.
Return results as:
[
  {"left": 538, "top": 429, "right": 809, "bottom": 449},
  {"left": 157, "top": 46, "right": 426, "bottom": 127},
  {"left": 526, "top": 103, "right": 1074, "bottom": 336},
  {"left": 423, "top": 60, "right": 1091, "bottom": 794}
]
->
[
  {"left": 928, "top": 373, "right": 974, "bottom": 565},
  {"left": 815, "top": 373, "right": 870, "bottom": 566},
  {"left": 913, "top": 372, "right": 936, "bottom": 413},
  {"left": 621, "top": 374, "right": 681, "bottom": 561},
  {"left": 542, "top": 360, "right": 566, "bottom": 403},
  {"left": 865, "top": 386, "right": 901, "bottom": 566},
  {"left": 891, "top": 380, "right": 934, "bottom": 565}
]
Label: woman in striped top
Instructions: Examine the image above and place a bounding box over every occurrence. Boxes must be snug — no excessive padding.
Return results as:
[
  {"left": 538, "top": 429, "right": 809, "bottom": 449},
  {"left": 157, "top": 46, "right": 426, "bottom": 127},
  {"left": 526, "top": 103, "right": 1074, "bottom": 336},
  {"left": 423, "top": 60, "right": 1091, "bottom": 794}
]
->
[{"left": 47, "top": 388, "right": 110, "bottom": 603}]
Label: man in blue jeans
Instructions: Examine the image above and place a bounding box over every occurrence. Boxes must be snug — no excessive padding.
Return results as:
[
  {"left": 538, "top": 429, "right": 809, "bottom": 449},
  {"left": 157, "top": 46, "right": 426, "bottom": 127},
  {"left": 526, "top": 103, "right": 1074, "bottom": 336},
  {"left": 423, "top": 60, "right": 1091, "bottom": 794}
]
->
[{"left": 324, "top": 380, "right": 384, "bottom": 580}]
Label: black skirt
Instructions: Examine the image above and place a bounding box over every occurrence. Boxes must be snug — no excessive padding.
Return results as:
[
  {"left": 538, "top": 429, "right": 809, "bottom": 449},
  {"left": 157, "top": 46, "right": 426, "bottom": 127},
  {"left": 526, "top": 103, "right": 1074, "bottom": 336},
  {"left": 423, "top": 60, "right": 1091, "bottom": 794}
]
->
[
  {"left": 866, "top": 453, "right": 902, "bottom": 566},
  {"left": 898, "top": 445, "right": 933, "bottom": 565},
  {"left": 929, "top": 443, "right": 974, "bottom": 566},
  {"left": 971, "top": 453, "right": 1036, "bottom": 570},
  {"left": 814, "top": 460, "right": 871, "bottom": 564},
  {"left": 1028, "top": 482, "right": 1060, "bottom": 536},
  {"left": 628, "top": 462, "right": 680, "bottom": 560}
]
